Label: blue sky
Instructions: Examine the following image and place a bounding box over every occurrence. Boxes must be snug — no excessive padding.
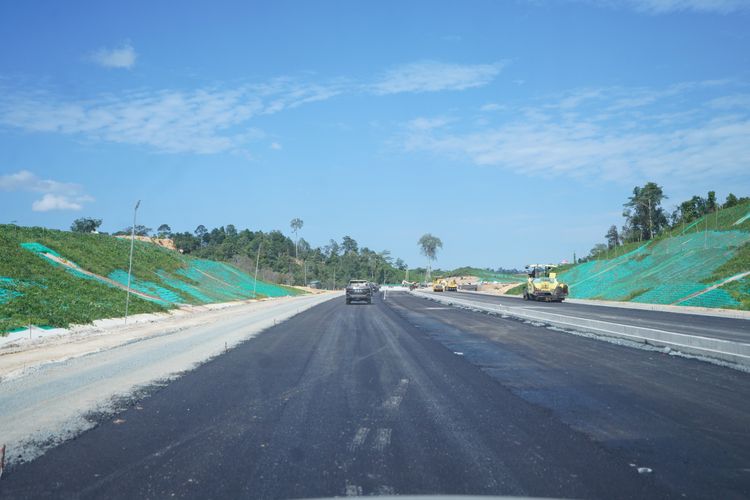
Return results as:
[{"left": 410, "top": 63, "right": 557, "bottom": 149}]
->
[{"left": 1, "top": 0, "right": 749, "bottom": 269}]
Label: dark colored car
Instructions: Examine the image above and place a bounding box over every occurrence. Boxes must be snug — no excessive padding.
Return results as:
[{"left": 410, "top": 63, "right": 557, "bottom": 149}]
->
[{"left": 346, "top": 280, "right": 372, "bottom": 304}]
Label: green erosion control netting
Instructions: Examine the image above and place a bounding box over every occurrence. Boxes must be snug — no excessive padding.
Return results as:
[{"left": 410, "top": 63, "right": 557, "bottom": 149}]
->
[
  {"left": 560, "top": 230, "right": 750, "bottom": 308},
  {"left": 0, "top": 277, "right": 21, "bottom": 304},
  {"left": 176, "top": 258, "right": 296, "bottom": 300},
  {"left": 16, "top": 241, "right": 298, "bottom": 308},
  {"left": 19, "top": 242, "right": 95, "bottom": 281}
]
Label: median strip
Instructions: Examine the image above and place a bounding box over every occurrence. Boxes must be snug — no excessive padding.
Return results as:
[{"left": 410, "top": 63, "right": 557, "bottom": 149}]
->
[{"left": 413, "top": 291, "right": 750, "bottom": 369}]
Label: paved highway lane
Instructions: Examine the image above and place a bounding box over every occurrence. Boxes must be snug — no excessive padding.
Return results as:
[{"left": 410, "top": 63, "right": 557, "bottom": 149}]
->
[
  {"left": 2, "top": 292, "right": 748, "bottom": 498},
  {"left": 445, "top": 290, "right": 750, "bottom": 343}
]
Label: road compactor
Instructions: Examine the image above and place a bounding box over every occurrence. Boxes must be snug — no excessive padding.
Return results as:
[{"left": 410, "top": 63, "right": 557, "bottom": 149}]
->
[{"left": 523, "top": 264, "right": 568, "bottom": 302}]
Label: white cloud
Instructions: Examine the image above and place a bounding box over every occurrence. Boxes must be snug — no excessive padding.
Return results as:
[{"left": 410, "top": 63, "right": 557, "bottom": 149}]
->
[
  {"left": 0, "top": 61, "right": 501, "bottom": 155},
  {"left": 0, "top": 170, "right": 92, "bottom": 211},
  {"left": 584, "top": 0, "right": 750, "bottom": 13},
  {"left": 480, "top": 103, "right": 506, "bottom": 112},
  {"left": 32, "top": 194, "right": 83, "bottom": 212},
  {"left": 402, "top": 82, "right": 750, "bottom": 188},
  {"left": 0, "top": 81, "right": 341, "bottom": 154},
  {"left": 270, "top": 142, "right": 282, "bottom": 150},
  {"left": 89, "top": 42, "right": 137, "bottom": 69},
  {"left": 370, "top": 61, "right": 505, "bottom": 95},
  {"left": 626, "top": 0, "right": 750, "bottom": 13},
  {"left": 407, "top": 117, "right": 453, "bottom": 131}
]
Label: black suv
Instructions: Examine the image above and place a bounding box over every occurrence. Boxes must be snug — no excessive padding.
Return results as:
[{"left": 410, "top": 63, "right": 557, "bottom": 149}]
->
[{"left": 346, "top": 280, "right": 372, "bottom": 304}]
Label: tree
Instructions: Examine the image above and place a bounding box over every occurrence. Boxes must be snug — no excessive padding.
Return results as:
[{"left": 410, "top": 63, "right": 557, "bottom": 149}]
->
[
  {"left": 605, "top": 225, "right": 620, "bottom": 249},
  {"left": 324, "top": 239, "right": 340, "bottom": 258},
  {"left": 172, "top": 232, "right": 199, "bottom": 253},
  {"left": 418, "top": 233, "right": 442, "bottom": 281},
  {"left": 341, "top": 235, "right": 358, "bottom": 254},
  {"left": 71, "top": 217, "right": 102, "bottom": 233},
  {"left": 194, "top": 225, "right": 208, "bottom": 246},
  {"left": 724, "top": 193, "right": 739, "bottom": 208},
  {"left": 588, "top": 243, "right": 608, "bottom": 259},
  {"left": 121, "top": 225, "right": 152, "bottom": 237},
  {"left": 290, "top": 218, "right": 304, "bottom": 258},
  {"left": 157, "top": 224, "right": 172, "bottom": 238},
  {"left": 706, "top": 191, "right": 717, "bottom": 213},
  {"left": 623, "top": 182, "right": 667, "bottom": 240}
]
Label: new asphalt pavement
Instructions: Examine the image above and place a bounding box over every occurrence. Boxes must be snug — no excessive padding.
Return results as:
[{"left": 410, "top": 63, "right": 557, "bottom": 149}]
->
[{"left": 1, "top": 292, "right": 748, "bottom": 499}]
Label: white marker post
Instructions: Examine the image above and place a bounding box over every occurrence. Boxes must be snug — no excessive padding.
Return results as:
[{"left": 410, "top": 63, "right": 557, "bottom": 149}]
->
[{"left": 125, "top": 200, "right": 141, "bottom": 325}]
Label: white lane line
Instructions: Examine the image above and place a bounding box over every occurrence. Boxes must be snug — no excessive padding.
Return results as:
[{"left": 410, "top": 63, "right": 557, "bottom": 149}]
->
[
  {"left": 348, "top": 426, "right": 370, "bottom": 452},
  {"left": 382, "top": 378, "right": 409, "bottom": 411},
  {"left": 373, "top": 428, "right": 392, "bottom": 452}
]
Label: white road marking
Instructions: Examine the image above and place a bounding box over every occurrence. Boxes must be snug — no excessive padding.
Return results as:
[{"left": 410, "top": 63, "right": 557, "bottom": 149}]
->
[
  {"left": 348, "top": 427, "right": 370, "bottom": 451},
  {"left": 382, "top": 378, "right": 410, "bottom": 411},
  {"left": 373, "top": 428, "right": 392, "bottom": 451}
]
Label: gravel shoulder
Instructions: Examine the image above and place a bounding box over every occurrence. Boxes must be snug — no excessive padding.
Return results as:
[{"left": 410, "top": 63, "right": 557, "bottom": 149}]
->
[{"left": 0, "top": 292, "right": 338, "bottom": 465}]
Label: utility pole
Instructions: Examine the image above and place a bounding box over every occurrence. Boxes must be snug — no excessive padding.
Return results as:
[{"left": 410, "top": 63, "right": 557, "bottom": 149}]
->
[
  {"left": 253, "top": 239, "right": 262, "bottom": 298},
  {"left": 705, "top": 212, "right": 708, "bottom": 249},
  {"left": 125, "top": 200, "right": 141, "bottom": 325}
]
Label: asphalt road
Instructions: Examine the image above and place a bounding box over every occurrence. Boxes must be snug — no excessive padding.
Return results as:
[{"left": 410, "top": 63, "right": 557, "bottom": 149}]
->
[
  {"left": 446, "top": 290, "right": 750, "bottom": 343},
  {"left": 2, "top": 292, "right": 749, "bottom": 499}
]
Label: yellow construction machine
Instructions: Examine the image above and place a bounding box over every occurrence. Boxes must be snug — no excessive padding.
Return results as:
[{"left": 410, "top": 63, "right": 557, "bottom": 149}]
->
[
  {"left": 445, "top": 278, "right": 458, "bottom": 292},
  {"left": 432, "top": 277, "right": 446, "bottom": 292},
  {"left": 523, "top": 264, "right": 569, "bottom": 302}
]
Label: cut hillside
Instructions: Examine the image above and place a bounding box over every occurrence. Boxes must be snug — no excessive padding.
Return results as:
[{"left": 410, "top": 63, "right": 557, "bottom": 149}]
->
[
  {"left": 448, "top": 267, "right": 525, "bottom": 283},
  {"left": 0, "top": 225, "right": 301, "bottom": 333},
  {"left": 558, "top": 202, "right": 750, "bottom": 310}
]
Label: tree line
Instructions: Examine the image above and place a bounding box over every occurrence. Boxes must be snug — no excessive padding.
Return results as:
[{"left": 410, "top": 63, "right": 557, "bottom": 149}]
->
[
  {"left": 69, "top": 216, "right": 445, "bottom": 288},
  {"left": 584, "top": 183, "right": 748, "bottom": 261}
]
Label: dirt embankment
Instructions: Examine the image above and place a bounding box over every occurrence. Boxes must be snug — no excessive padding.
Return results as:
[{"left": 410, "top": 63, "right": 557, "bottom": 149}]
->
[
  {"left": 445, "top": 275, "right": 524, "bottom": 295},
  {"left": 114, "top": 235, "right": 176, "bottom": 251}
]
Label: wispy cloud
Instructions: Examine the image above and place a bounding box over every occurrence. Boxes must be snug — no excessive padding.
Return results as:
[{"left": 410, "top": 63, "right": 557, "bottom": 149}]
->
[
  {"left": 89, "top": 42, "right": 137, "bottom": 69},
  {"left": 402, "top": 82, "right": 750, "bottom": 187},
  {"left": 0, "top": 61, "right": 501, "bottom": 155},
  {"left": 370, "top": 61, "right": 505, "bottom": 95},
  {"left": 584, "top": 0, "right": 750, "bottom": 14},
  {"left": 480, "top": 103, "right": 506, "bottom": 112},
  {"left": 0, "top": 170, "right": 93, "bottom": 211},
  {"left": 0, "top": 80, "right": 345, "bottom": 154},
  {"left": 627, "top": 0, "right": 750, "bottom": 13}
]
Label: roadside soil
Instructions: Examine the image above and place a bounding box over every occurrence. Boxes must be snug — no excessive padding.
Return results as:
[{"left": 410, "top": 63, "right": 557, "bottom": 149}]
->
[{"left": 0, "top": 293, "right": 335, "bottom": 382}]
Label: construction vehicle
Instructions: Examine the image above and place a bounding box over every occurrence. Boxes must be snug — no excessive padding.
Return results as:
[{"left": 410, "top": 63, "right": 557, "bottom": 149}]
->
[
  {"left": 523, "top": 264, "right": 568, "bottom": 302},
  {"left": 432, "top": 277, "right": 446, "bottom": 292},
  {"left": 402, "top": 280, "right": 418, "bottom": 290},
  {"left": 445, "top": 278, "right": 458, "bottom": 292}
]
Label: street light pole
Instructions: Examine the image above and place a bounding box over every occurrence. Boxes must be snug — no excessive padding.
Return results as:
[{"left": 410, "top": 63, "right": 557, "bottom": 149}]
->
[
  {"left": 125, "top": 200, "right": 141, "bottom": 325},
  {"left": 253, "top": 239, "right": 262, "bottom": 298}
]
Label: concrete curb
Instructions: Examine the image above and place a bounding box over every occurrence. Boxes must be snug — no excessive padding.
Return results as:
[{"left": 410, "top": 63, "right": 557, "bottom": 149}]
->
[
  {"left": 413, "top": 291, "right": 750, "bottom": 368},
  {"left": 455, "top": 290, "right": 750, "bottom": 320}
]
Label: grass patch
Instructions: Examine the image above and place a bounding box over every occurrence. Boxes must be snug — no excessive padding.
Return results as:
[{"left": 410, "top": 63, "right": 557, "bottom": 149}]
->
[
  {"left": 0, "top": 228, "right": 167, "bottom": 332},
  {"left": 0, "top": 225, "right": 294, "bottom": 333},
  {"left": 709, "top": 242, "right": 750, "bottom": 282},
  {"left": 505, "top": 284, "right": 526, "bottom": 295},
  {"left": 719, "top": 277, "right": 750, "bottom": 310},
  {"left": 623, "top": 288, "right": 650, "bottom": 301}
]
